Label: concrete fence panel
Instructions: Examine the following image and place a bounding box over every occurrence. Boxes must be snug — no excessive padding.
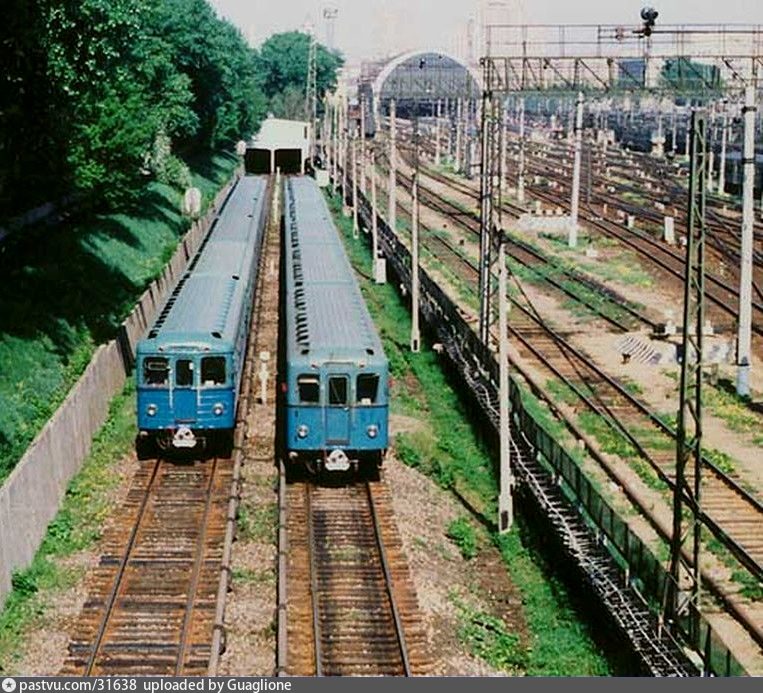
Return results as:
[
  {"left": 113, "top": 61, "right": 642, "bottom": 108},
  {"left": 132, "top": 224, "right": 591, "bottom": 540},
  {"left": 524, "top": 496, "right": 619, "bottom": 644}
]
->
[{"left": 0, "top": 170, "right": 241, "bottom": 608}]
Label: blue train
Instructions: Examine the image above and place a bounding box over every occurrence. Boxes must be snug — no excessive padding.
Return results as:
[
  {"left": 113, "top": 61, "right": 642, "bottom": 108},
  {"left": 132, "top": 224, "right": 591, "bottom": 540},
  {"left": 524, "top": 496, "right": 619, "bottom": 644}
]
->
[
  {"left": 282, "top": 176, "right": 389, "bottom": 473},
  {"left": 135, "top": 175, "right": 269, "bottom": 457}
]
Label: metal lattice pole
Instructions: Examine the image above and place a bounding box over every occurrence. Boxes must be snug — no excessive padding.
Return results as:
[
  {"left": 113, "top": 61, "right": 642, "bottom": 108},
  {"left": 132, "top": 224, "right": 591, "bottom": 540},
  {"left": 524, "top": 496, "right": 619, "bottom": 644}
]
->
[
  {"left": 411, "top": 123, "right": 421, "bottom": 354},
  {"left": 478, "top": 65, "right": 502, "bottom": 347},
  {"left": 305, "top": 32, "right": 318, "bottom": 160},
  {"left": 666, "top": 110, "right": 706, "bottom": 653},
  {"left": 388, "top": 99, "right": 397, "bottom": 234}
]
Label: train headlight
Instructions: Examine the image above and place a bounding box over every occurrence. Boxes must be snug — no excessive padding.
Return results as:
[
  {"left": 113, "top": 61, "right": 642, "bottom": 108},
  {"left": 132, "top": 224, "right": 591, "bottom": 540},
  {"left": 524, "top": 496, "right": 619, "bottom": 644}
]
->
[
  {"left": 213, "top": 403, "right": 225, "bottom": 416},
  {"left": 366, "top": 424, "right": 379, "bottom": 438},
  {"left": 146, "top": 404, "right": 158, "bottom": 417},
  {"left": 297, "top": 424, "right": 309, "bottom": 439}
]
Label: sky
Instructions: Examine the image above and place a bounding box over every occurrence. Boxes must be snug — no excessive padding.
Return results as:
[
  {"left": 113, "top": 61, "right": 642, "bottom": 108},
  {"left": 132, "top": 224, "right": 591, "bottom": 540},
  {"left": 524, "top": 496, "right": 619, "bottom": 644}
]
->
[{"left": 209, "top": 0, "right": 763, "bottom": 62}]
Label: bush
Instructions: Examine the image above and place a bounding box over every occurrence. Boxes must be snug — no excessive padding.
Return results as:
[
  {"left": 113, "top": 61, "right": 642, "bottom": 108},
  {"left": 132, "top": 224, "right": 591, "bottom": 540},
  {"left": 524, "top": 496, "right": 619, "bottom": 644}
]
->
[{"left": 447, "top": 517, "right": 478, "bottom": 560}]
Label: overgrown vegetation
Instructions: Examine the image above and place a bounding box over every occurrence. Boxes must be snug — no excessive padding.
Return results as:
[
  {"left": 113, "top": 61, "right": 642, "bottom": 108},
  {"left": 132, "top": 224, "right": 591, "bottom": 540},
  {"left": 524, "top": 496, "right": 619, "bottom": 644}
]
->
[
  {"left": 0, "top": 383, "right": 136, "bottom": 671},
  {"left": 0, "top": 152, "right": 238, "bottom": 482},
  {"left": 3, "top": 0, "right": 259, "bottom": 214},
  {"left": 326, "top": 190, "right": 612, "bottom": 675},
  {"left": 446, "top": 518, "right": 478, "bottom": 560},
  {"left": 454, "top": 598, "right": 527, "bottom": 672},
  {"left": 256, "top": 32, "right": 342, "bottom": 119}
]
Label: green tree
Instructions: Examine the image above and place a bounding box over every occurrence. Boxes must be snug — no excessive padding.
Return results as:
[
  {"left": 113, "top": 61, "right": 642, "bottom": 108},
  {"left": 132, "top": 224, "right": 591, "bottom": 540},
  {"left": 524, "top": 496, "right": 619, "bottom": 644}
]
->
[{"left": 256, "top": 31, "right": 344, "bottom": 110}]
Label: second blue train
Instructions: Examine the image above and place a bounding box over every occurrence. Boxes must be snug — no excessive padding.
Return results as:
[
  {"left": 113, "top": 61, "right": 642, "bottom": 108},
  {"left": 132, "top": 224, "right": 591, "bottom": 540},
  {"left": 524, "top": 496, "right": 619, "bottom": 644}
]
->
[{"left": 281, "top": 176, "right": 389, "bottom": 473}]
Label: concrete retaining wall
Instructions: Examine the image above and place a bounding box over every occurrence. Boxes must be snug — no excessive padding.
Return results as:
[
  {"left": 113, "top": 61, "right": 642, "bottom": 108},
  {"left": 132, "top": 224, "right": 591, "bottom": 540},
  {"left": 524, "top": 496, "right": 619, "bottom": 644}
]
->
[{"left": 0, "top": 173, "right": 240, "bottom": 608}]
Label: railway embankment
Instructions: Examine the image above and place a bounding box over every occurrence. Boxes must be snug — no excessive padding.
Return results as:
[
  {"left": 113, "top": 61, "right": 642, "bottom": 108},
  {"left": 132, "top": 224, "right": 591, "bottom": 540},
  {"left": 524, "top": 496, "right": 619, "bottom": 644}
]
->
[{"left": 0, "top": 151, "right": 239, "bottom": 484}]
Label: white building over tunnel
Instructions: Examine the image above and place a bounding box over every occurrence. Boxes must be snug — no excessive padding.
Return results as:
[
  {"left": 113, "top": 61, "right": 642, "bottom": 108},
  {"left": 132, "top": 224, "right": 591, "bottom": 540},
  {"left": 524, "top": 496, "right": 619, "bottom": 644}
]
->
[{"left": 246, "top": 117, "right": 311, "bottom": 174}]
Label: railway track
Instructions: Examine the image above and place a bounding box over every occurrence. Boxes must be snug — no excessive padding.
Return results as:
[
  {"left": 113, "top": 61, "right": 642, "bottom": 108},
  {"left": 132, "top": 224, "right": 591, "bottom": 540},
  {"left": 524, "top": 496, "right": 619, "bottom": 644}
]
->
[
  {"left": 282, "top": 476, "right": 430, "bottom": 676},
  {"left": 404, "top": 139, "right": 763, "bottom": 338},
  {"left": 61, "top": 457, "right": 232, "bottom": 675},
  {"left": 383, "top": 158, "right": 657, "bottom": 333},
  {"left": 367, "top": 161, "right": 763, "bottom": 645},
  {"left": 497, "top": 129, "right": 763, "bottom": 302}
]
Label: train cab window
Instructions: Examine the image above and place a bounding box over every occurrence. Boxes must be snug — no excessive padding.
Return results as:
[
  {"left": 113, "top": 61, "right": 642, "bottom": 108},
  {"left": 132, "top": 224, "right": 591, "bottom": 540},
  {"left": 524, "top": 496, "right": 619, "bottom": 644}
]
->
[
  {"left": 176, "top": 359, "right": 194, "bottom": 387},
  {"left": 143, "top": 357, "right": 169, "bottom": 386},
  {"left": 328, "top": 376, "right": 348, "bottom": 406},
  {"left": 201, "top": 357, "right": 226, "bottom": 386},
  {"left": 297, "top": 375, "right": 320, "bottom": 403},
  {"left": 356, "top": 374, "right": 379, "bottom": 405}
]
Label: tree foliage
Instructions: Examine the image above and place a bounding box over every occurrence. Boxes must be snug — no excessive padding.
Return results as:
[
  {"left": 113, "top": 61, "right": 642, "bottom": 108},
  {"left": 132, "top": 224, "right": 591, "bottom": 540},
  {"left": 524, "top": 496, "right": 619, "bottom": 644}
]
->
[
  {"left": 0, "top": 10, "right": 342, "bottom": 219},
  {"left": 256, "top": 31, "right": 344, "bottom": 114},
  {"left": 0, "top": 0, "right": 265, "bottom": 215}
]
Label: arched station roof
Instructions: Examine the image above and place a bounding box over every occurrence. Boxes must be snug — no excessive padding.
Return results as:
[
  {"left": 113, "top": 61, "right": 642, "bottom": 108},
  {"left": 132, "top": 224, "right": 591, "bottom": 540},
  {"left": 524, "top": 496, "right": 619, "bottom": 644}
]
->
[{"left": 372, "top": 50, "right": 482, "bottom": 105}]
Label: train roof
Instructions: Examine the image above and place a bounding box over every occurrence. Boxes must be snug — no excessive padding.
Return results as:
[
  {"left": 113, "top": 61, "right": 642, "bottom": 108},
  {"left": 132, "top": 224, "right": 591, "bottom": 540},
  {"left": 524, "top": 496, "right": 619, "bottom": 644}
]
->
[
  {"left": 137, "top": 274, "right": 246, "bottom": 353},
  {"left": 210, "top": 176, "right": 268, "bottom": 242},
  {"left": 283, "top": 176, "right": 386, "bottom": 367},
  {"left": 137, "top": 175, "right": 267, "bottom": 354}
]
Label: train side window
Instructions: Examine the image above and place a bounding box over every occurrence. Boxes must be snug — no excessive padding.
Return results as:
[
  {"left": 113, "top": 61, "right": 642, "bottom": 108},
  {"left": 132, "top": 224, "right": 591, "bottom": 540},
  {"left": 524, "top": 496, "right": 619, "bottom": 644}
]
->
[
  {"left": 356, "top": 374, "right": 379, "bottom": 404},
  {"left": 297, "top": 375, "right": 320, "bottom": 403},
  {"left": 176, "top": 359, "right": 194, "bottom": 387},
  {"left": 201, "top": 357, "right": 226, "bottom": 386},
  {"left": 328, "top": 376, "right": 348, "bottom": 405},
  {"left": 143, "top": 357, "right": 169, "bottom": 386}
]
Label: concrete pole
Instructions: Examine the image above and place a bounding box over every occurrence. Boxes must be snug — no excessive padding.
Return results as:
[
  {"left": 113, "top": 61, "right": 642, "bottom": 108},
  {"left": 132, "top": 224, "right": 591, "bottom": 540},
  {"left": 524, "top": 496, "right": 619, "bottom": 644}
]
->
[
  {"left": 497, "top": 232, "right": 513, "bottom": 533},
  {"left": 518, "top": 96, "right": 526, "bottom": 203},
  {"left": 327, "top": 97, "right": 332, "bottom": 176},
  {"left": 370, "top": 149, "right": 380, "bottom": 281},
  {"left": 360, "top": 96, "right": 367, "bottom": 195},
  {"left": 388, "top": 99, "right": 397, "bottom": 233},
  {"left": 569, "top": 91, "right": 584, "bottom": 247},
  {"left": 447, "top": 110, "right": 453, "bottom": 163},
  {"left": 500, "top": 106, "right": 508, "bottom": 192},
  {"left": 331, "top": 97, "right": 338, "bottom": 194},
  {"left": 718, "top": 100, "right": 729, "bottom": 195},
  {"left": 455, "top": 98, "right": 463, "bottom": 172},
  {"left": 435, "top": 116, "right": 441, "bottom": 166},
  {"left": 737, "top": 85, "right": 756, "bottom": 397},
  {"left": 341, "top": 100, "right": 348, "bottom": 212},
  {"left": 352, "top": 137, "right": 359, "bottom": 239},
  {"left": 410, "top": 170, "right": 421, "bottom": 353},
  {"left": 684, "top": 120, "right": 691, "bottom": 162}
]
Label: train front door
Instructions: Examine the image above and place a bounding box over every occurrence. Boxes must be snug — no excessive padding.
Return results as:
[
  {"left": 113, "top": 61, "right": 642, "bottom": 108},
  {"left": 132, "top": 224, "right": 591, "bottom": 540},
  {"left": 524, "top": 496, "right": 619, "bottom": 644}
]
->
[
  {"left": 173, "top": 359, "right": 197, "bottom": 424},
  {"left": 325, "top": 374, "right": 350, "bottom": 445}
]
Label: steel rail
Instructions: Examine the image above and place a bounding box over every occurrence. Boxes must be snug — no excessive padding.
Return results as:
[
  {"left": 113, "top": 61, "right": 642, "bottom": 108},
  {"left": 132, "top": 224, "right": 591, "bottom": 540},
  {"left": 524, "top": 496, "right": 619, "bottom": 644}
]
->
[
  {"left": 305, "top": 484, "right": 324, "bottom": 677},
  {"left": 83, "top": 458, "right": 162, "bottom": 676},
  {"left": 176, "top": 457, "right": 219, "bottom": 674},
  {"left": 366, "top": 482, "right": 412, "bottom": 677}
]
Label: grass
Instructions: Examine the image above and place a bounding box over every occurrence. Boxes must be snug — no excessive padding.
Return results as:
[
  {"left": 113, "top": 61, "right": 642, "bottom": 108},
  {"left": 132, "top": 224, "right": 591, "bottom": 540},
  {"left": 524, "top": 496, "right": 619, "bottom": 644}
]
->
[
  {"left": 237, "top": 501, "right": 277, "bottom": 544},
  {"left": 0, "top": 382, "right": 136, "bottom": 671},
  {"left": 326, "top": 189, "right": 612, "bottom": 675},
  {"left": 0, "top": 151, "right": 239, "bottom": 483},
  {"left": 703, "top": 384, "right": 763, "bottom": 447},
  {"left": 495, "top": 530, "right": 610, "bottom": 676},
  {"left": 446, "top": 517, "right": 478, "bottom": 560},
  {"left": 454, "top": 597, "right": 527, "bottom": 673}
]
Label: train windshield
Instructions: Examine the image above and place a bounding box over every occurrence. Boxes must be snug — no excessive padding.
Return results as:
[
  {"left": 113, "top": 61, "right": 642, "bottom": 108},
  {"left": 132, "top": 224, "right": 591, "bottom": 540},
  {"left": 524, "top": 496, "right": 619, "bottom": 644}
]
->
[
  {"left": 201, "top": 356, "right": 226, "bottom": 386},
  {"left": 298, "top": 375, "right": 320, "bottom": 403},
  {"left": 176, "top": 359, "right": 194, "bottom": 387},
  {"left": 143, "top": 357, "right": 169, "bottom": 386},
  {"left": 328, "top": 376, "right": 348, "bottom": 405},
  {"left": 356, "top": 374, "right": 379, "bottom": 405}
]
